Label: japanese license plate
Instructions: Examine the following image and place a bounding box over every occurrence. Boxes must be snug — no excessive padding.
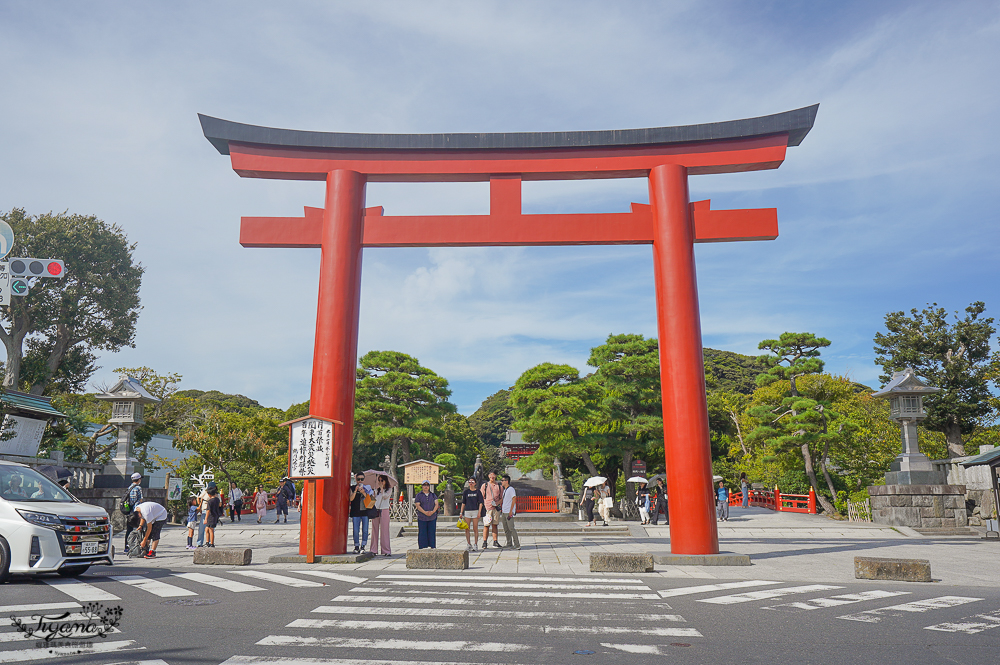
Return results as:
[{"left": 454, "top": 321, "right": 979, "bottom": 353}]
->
[{"left": 82, "top": 542, "right": 99, "bottom": 555}]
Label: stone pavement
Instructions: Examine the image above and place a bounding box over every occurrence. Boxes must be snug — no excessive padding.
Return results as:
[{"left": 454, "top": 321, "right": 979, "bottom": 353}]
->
[{"left": 109, "top": 505, "right": 999, "bottom": 588}]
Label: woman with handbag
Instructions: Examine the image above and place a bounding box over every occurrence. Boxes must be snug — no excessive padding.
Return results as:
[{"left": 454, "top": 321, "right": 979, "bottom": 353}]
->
[
  {"left": 597, "top": 482, "right": 611, "bottom": 526},
  {"left": 369, "top": 475, "right": 392, "bottom": 556},
  {"left": 460, "top": 478, "right": 484, "bottom": 552},
  {"left": 582, "top": 484, "right": 596, "bottom": 527}
]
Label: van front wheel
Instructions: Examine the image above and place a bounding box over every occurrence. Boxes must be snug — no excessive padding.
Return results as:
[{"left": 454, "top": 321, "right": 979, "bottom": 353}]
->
[{"left": 57, "top": 565, "right": 90, "bottom": 577}]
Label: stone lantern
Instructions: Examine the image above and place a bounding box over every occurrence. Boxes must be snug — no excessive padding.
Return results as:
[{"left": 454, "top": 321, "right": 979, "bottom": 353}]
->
[
  {"left": 96, "top": 376, "right": 160, "bottom": 480},
  {"left": 872, "top": 368, "right": 945, "bottom": 485}
]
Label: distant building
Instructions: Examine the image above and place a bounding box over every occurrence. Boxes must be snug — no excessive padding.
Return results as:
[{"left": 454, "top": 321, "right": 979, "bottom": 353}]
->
[{"left": 502, "top": 430, "right": 539, "bottom": 461}]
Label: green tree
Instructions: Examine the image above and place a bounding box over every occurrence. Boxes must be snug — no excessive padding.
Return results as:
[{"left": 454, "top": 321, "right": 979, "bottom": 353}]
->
[
  {"left": 509, "top": 363, "right": 603, "bottom": 475},
  {"left": 748, "top": 332, "right": 841, "bottom": 514},
  {"left": 353, "top": 350, "right": 455, "bottom": 482},
  {"left": 173, "top": 410, "right": 276, "bottom": 491},
  {"left": 468, "top": 388, "right": 513, "bottom": 448},
  {"left": 704, "top": 348, "right": 767, "bottom": 394},
  {"left": 0, "top": 209, "right": 144, "bottom": 395},
  {"left": 587, "top": 333, "right": 662, "bottom": 495},
  {"left": 874, "top": 302, "right": 1000, "bottom": 457}
]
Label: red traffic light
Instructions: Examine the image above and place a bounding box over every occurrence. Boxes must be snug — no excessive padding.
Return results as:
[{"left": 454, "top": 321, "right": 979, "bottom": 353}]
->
[{"left": 46, "top": 261, "right": 62, "bottom": 276}]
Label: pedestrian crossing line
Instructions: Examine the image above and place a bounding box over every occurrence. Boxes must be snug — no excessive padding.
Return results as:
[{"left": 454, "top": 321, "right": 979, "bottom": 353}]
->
[
  {"left": 231, "top": 571, "right": 326, "bottom": 588},
  {"left": 378, "top": 574, "right": 645, "bottom": 584},
  {"left": 255, "top": 636, "right": 532, "bottom": 652},
  {"left": 286, "top": 618, "right": 698, "bottom": 637},
  {"left": 762, "top": 590, "right": 910, "bottom": 612},
  {"left": 338, "top": 589, "right": 661, "bottom": 601},
  {"left": 110, "top": 574, "right": 198, "bottom": 598},
  {"left": 329, "top": 594, "right": 557, "bottom": 607},
  {"left": 291, "top": 571, "right": 367, "bottom": 584},
  {"left": 221, "top": 656, "right": 509, "bottom": 665},
  {"left": 174, "top": 572, "right": 267, "bottom": 593},
  {"left": 601, "top": 643, "right": 680, "bottom": 655},
  {"left": 0, "top": 602, "right": 79, "bottom": 614},
  {"left": 101, "top": 660, "right": 171, "bottom": 665},
  {"left": 0, "top": 639, "right": 140, "bottom": 663},
  {"left": 369, "top": 580, "right": 651, "bottom": 591},
  {"left": 657, "top": 580, "right": 780, "bottom": 598},
  {"left": 838, "top": 596, "right": 985, "bottom": 623},
  {"left": 699, "top": 584, "right": 842, "bottom": 605},
  {"left": 924, "top": 608, "right": 1000, "bottom": 635},
  {"left": 311, "top": 605, "right": 686, "bottom": 622},
  {"left": 42, "top": 577, "right": 121, "bottom": 601},
  {"left": 0, "top": 621, "right": 122, "bottom": 642}
]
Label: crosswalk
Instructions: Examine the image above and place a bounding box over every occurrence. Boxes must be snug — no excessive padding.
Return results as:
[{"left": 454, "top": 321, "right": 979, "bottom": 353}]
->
[{"left": 3, "top": 568, "right": 998, "bottom": 665}]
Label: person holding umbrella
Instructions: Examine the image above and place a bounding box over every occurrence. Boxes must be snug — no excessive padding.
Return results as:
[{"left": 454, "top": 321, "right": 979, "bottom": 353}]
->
[
  {"left": 366, "top": 471, "right": 396, "bottom": 556},
  {"left": 582, "top": 476, "right": 605, "bottom": 527},
  {"left": 628, "top": 477, "right": 650, "bottom": 524}
]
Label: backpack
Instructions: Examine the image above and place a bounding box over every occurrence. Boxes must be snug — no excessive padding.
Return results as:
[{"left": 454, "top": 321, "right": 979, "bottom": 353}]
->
[{"left": 119, "top": 491, "right": 133, "bottom": 515}]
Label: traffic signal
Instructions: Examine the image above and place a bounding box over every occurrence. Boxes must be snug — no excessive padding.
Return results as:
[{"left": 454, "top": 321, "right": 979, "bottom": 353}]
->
[{"left": 8, "top": 258, "right": 65, "bottom": 278}]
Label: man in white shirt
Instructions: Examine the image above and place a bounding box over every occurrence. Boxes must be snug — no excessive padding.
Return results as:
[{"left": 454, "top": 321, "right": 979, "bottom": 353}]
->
[
  {"left": 499, "top": 474, "right": 520, "bottom": 550},
  {"left": 132, "top": 501, "right": 169, "bottom": 559}
]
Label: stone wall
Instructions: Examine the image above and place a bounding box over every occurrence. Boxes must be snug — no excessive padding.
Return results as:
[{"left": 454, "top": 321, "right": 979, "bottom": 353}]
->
[
  {"left": 932, "top": 452, "right": 997, "bottom": 524},
  {"left": 73, "top": 488, "right": 168, "bottom": 533},
  {"left": 869, "top": 484, "right": 967, "bottom": 528}
]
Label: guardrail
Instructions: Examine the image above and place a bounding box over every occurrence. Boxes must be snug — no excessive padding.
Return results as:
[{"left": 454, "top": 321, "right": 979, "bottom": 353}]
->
[
  {"left": 515, "top": 496, "right": 558, "bottom": 513},
  {"left": 730, "top": 487, "right": 817, "bottom": 514}
]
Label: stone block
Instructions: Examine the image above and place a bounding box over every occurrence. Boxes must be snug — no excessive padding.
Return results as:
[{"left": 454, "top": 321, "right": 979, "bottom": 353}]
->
[
  {"left": 651, "top": 552, "right": 750, "bottom": 567},
  {"left": 193, "top": 547, "right": 252, "bottom": 565},
  {"left": 940, "top": 517, "right": 956, "bottom": 527},
  {"left": 889, "top": 495, "right": 910, "bottom": 507},
  {"left": 590, "top": 552, "right": 654, "bottom": 572},
  {"left": 954, "top": 510, "right": 968, "bottom": 527},
  {"left": 912, "top": 495, "right": 933, "bottom": 507},
  {"left": 944, "top": 496, "right": 964, "bottom": 509},
  {"left": 921, "top": 517, "right": 942, "bottom": 528},
  {"left": 855, "top": 556, "right": 931, "bottom": 582},
  {"left": 268, "top": 552, "right": 373, "bottom": 564},
  {"left": 406, "top": 549, "right": 469, "bottom": 570}
]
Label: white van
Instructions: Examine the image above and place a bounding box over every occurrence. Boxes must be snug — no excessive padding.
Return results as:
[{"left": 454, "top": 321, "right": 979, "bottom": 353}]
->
[{"left": 0, "top": 460, "right": 113, "bottom": 582}]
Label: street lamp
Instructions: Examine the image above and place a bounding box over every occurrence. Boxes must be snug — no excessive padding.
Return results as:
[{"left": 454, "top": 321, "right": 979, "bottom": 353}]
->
[
  {"left": 872, "top": 367, "right": 945, "bottom": 485},
  {"left": 96, "top": 376, "right": 160, "bottom": 480}
]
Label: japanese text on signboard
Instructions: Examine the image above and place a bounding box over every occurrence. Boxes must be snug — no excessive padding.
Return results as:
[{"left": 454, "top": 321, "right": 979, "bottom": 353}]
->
[
  {"left": 403, "top": 462, "right": 440, "bottom": 486},
  {"left": 289, "top": 419, "right": 334, "bottom": 478}
]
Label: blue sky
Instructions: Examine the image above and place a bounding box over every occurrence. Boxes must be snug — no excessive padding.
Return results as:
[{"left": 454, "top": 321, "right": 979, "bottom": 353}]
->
[{"left": 1, "top": 1, "right": 998, "bottom": 414}]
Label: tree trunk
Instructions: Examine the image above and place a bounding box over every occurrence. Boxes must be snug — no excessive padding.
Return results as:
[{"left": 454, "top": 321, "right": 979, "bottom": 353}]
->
[
  {"left": 0, "top": 321, "right": 29, "bottom": 390},
  {"left": 729, "top": 409, "right": 747, "bottom": 455},
  {"left": 622, "top": 449, "right": 635, "bottom": 503},
  {"left": 580, "top": 451, "right": 599, "bottom": 476},
  {"left": 819, "top": 440, "right": 838, "bottom": 504},
  {"left": 28, "top": 325, "right": 74, "bottom": 395},
  {"left": 944, "top": 422, "right": 966, "bottom": 458},
  {"left": 801, "top": 442, "right": 837, "bottom": 514}
]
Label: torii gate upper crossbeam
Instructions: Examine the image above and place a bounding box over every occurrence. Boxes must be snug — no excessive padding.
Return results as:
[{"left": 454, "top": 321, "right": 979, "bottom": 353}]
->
[{"left": 200, "top": 105, "right": 818, "bottom": 557}]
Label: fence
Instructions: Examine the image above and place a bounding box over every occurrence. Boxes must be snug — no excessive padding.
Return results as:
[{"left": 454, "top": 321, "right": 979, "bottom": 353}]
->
[
  {"left": 730, "top": 487, "right": 817, "bottom": 514},
  {"left": 515, "top": 496, "right": 558, "bottom": 513},
  {"left": 846, "top": 497, "right": 872, "bottom": 522},
  {"left": 0, "top": 453, "right": 102, "bottom": 489}
]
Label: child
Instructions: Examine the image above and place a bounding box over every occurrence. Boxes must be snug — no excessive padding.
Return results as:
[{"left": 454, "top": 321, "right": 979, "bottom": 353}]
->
[
  {"left": 205, "top": 487, "right": 224, "bottom": 548},
  {"left": 185, "top": 497, "right": 199, "bottom": 550}
]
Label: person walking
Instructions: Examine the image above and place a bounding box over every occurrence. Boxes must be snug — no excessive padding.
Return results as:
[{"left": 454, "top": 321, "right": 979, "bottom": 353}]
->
[
  {"left": 253, "top": 485, "right": 269, "bottom": 523},
  {"left": 716, "top": 480, "right": 730, "bottom": 521},
  {"left": 740, "top": 473, "right": 750, "bottom": 509},
  {"left": 480, "top": 470, "right": 502, "bottom": 549},
  {"left": 369, "top": 475, "right": 392, "bottom": 556},
  {"left": 460, "top": 478, "right": 484, "bottom": 552},
  {"left": 582, "top": 483, "right": 596, "bottom": 527},
  {"left": 650, "top": 477, "right": 668, "bottom": 525},
  {"left": 228, "top": 483, "right": 244, "bottom": 522},
  {"left": 195, "top": 482, "right": 214, "bottom": 547},
  {"left": 499, "top": 474, "right": 520, "bottom": 550},
  {"left": 636, "top": 481, "right": 651, "bottom": 525},
  {"left": 185, "top": 497, "right": 199, "bottom": 550},
  {"left": 349, "top": 472, "right": 373, "bottom": 553},
  {"left": 131, "top": 500, "right": 168, "bottom": 559},
  {"left": 122, "top": 472, "right": 144, "bottom": 555},
  {"left": 414, "top": 481, "right": 439, "bottom": 549},
  {"left": 597, "top": 481, "right": 611, "bottom": 526},
  {"left": 274, "top": 477, "right": 293, "bottom": 523},
  {"left": 205, "top": 486, "right": 224, "bottom": 547}
]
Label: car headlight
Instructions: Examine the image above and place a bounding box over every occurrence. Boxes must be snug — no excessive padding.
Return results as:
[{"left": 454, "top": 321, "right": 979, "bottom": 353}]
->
[{"left": 16, "top": 510, "right": 63, "bottom": 530}]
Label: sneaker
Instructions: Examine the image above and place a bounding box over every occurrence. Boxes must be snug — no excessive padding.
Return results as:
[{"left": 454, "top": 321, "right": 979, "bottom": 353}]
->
[
  {"left": 144, "top": 551, "right": 156, "bottom": 559},
  {"left": 353, "top": 546, "right": 360, "bottom": 553},
  {"left": 513, "top": 546, "right": 521, "bottom": 551},
  {"left": 493, "top": 541, "right": 501, "bottom": 548},
  {"left": 186, "top": 545, "right": 196, "bottom": 550},
  {"left": 473, "top": 543, "right": 478, "bottom": 551},
  {"left": 466, "top": 543, "right": 472, "bottom": 551},
  {"left": 482, "top": 540, "right": 489, "bottom": 549}
]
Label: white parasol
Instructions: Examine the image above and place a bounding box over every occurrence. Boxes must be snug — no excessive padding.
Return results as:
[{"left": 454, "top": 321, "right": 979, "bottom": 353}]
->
[
  {"left": 363, "top": 469, "right": 399, "bottom": 489},
  {"left": 583, "top": 476, "right": 607, "bottom": 487},
  {"left": 626, "top": 476, "right": 648, "bottom": 483}
]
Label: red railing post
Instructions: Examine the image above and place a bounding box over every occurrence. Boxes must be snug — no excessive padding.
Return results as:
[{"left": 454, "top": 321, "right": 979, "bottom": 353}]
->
[
  {"left": 808, "top": 487, "right": 816, "bottom": 514},
  {"left": 774, "top": 486, "right": 782, "bottom": 512}
]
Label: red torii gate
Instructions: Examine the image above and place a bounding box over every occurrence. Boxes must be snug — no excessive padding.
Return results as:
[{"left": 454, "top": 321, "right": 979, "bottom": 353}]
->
[{"left": 200, "top": 105, "right": 817, "bottom": 555}]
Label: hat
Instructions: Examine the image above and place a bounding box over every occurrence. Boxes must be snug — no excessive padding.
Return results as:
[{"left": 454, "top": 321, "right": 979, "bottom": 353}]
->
[
  {"left": 131, "top": 472, "right": 142, "bottom": 481},
  {"left": 421, "top": 480, "right": 430, "bottom": 486}
]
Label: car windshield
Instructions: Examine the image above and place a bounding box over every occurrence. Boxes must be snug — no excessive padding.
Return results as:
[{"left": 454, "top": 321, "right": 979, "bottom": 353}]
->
[{"left": 0, "top": 464, "right": 76, "bottom": 502}]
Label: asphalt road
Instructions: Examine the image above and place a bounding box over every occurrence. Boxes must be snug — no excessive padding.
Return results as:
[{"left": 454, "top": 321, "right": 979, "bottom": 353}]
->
[{"left": 2, "top": 564, "right": 999, "bottom": 665}]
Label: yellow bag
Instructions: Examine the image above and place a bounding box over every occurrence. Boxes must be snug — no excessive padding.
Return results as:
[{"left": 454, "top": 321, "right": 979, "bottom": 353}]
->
[{"left": 456, "top": 517, "right": 469, "bottom": 530}]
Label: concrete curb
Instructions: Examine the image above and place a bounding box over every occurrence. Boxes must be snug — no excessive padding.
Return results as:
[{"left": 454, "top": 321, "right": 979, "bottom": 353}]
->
[
  {"left": 193, "top": 548, "right": 252, "bottom": 565},
  {"left": 268, "top": 552, "right": 374, "bottom": 564},
  {"left": 855, "top": 556, "right": 932, "bottom": 582},
  {"left": 406, "top": 549, "right": 469, "bottom": 569},
  {"left": 651, "top": 551, "right": 751, "bottom": 566},
  {"left": 590, "top": 552, "right": 653, "bottom": 572}
]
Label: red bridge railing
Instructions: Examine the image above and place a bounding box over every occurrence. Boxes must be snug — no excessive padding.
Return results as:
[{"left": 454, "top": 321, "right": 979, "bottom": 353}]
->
[
  {"left": 515, "top": 496, "right": 558, "bottom": 513},
  {"left": 730, "top": 487, "right": 816, "bottom": 514}
]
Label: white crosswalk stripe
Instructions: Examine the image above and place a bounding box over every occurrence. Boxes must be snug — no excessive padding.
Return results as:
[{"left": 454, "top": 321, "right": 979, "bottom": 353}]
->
[
  {"left": 924, "top": 608, "right": 1000, "bottom": 634},
  {"left": 347, "top": 586, "right": 659, "bottom": 600},
  {"left": 377, "top": 574, "right": 644, "bottom": 584},
  {"left": 256, "top": 636, "right": 533, "bottom": 651},
  {"left": 763, "top": 590, "right": 910, "bottom": 612},
  {"left": 311, "top": 604, "right": 685, "bottom": 622},
  {"left": 231, "top": 571, "right": 326, "bottom": 587},
  {"left": 43, "top": 577, "right": 121, "bottom": 601},
  {"left": 602, "top": 643, "right": 681, "bottom": 655},
  {"left": 0, "top": 640, "right": 141, "bottom": 663},
  {"left": 839, "top": 596, "right": 984, "bottom": 623},
  {"left": 291, "top": 571, "right": 367, "bottom": 584},
  {"left": 221, "top": 658, "right": 508, "bottom": 665},
  {"left": 0, "top": 602, "right": 79, "bottom": 614},
  {"left": 174, "top": 572, "right": 267, "bottom": 593},
  {"left": 699, "top": 584, "right": 842, "bottom": 605},
  {"left": 286, "top": 618, "right": 699, "bottom": 637},
  {"left": 657, "top": 580, "right": 779, "bottom": 597},
  {"left": 370, "top": 579, "right": 650, "bottom": 591},
  {"left": 110, "top": 574, "right": 198, "bottom": 598}
]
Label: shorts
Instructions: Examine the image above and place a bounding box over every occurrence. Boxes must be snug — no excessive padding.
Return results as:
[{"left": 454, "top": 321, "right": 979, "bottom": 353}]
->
[
  {"left": 186, "top": 520, "right": 197, "bottom": 529},
  {"left": 206, "top": 516, "right": 219, "bottom": 529},
  {"left": 148, "top": 519, "right": 166, "bottom": 542},
  {"left": 463, "top": 510, "right": 479, "bottom": 519},
  {"left": 276, "top": 503, "right": 288, "bottom": 516}
]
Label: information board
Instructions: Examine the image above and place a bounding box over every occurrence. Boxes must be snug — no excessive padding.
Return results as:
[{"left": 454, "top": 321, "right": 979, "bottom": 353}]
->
[
  {"left": 0, "top": 415, "right": 47, "bottom": 457},
  {"left": 288, "top": 417, "right": 334, "bottom": 479},
  {"left": 403, "top": 461, "right": 440, "bottom": 486}
]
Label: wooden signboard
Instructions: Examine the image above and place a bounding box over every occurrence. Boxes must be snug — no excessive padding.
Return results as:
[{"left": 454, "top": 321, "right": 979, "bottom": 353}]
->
[
  {"left": 631, "top": 459, "right": 647, "bottom": 477},
  {"left": 402, "top": 460, "right": 442, "bottom": 486}
]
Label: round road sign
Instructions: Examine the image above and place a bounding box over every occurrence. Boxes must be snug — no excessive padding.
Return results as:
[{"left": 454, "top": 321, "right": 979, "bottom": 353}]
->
[{"left": 0, "top": 220, "right": 13, "bottom": 259}]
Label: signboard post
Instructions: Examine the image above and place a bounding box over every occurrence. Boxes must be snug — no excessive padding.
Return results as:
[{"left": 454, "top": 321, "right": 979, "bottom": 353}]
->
[
  {"left": 399, "top": 459, "right": 445, "bottom": 527},
  {"left": 280, "top": 415, "right": 342, "bottom": 563},
  {"left": 631, "top": 460, "right": 647, "bottom": 478}
]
